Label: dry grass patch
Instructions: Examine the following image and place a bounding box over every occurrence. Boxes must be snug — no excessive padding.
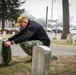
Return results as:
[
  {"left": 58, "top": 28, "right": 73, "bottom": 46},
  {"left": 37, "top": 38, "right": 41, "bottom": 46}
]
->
[
  {"left": 50, "top": 55, "right": 76, "bottom": 75},
  {"left": 0, "top": 55, "right": 76, "bottom": 75},
  {"left": 51, "top": 39, "right": 76, "bottom": 46},
  {"left": 0, "top": 56, "right": 32, "bottom": 75},
  {"left": 0, "top": 34, "right": 12, "bottom": 40}
]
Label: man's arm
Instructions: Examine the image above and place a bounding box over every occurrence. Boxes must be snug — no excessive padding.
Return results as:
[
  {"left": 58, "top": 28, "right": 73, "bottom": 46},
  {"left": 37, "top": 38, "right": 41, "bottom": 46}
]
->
[
  {"left": 4, "top": 27, "right": 37, "bottom": 47},
  {"left": 13, "top": 27, "right": 37, "bottom": 44},
  {"left": 4, "top": 31, "right": 22, "bottom": 47},
  {"left": 8, "top": 31, "right": 22, "bottom": 41}
]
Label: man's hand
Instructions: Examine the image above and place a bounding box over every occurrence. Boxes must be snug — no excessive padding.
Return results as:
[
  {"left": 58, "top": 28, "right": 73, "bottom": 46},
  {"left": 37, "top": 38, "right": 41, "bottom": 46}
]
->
[{"left": 4, "top": 41, "right": 11, "bottom": 47}]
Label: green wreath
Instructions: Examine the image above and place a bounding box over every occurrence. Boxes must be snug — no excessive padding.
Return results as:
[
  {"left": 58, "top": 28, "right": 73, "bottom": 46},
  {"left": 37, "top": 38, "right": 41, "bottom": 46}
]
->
[{"left": 1, "top": 41, "right": 12, "bottom": 66}]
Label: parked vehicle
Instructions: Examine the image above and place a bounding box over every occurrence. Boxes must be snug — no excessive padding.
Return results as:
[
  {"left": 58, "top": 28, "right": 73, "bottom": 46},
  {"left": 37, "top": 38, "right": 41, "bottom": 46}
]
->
[
  {"left": 70, "top": 28, "right": 76, "bottom": 35},
  {"left": 44, "top": 27, "right": 52, "bottom": 32},
  {"left": 52, "top": 27, "right": 63, "bottom": 33},
  {"left": 46, "top": 27, "right": 52, "bottom": 32}
]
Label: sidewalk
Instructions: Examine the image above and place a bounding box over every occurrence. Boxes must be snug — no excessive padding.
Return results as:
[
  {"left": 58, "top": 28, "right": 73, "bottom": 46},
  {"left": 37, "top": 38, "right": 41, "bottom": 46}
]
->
[{"left": 11, "top": 45, "right": 76, "bottom": 56}]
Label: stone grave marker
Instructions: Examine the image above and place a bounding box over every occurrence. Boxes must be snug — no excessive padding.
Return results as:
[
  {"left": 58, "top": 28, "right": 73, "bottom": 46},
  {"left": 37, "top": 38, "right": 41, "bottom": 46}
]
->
[
  {"left": 31, "top": 46, "right": 51, "bottom": 75},
  {"left": 47, "top": 32, "right": 53, "bottom": 41},
  {"left": 56, "top": 33, "right": 61, "bottom": 41},
  {"left": 0, "top": 37, "right": 2, "bottom": 64},
  {"left": 73, "top": 35, "right": 76, "bottom": 44},
  {"left": 12, "top": 31, "right": 15, "bottom": 36},
  {"left": 67, "top": 34, "right": 73, "bottom": 43},
  {"left": 3, "top": 31, "right": 6, "bottom": 36}
]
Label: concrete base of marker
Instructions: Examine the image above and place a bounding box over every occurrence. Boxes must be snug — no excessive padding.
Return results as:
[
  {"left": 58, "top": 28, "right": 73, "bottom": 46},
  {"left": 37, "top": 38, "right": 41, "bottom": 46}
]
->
[{"left": 31, "top": 46, "right": 51, "bottom": 75}]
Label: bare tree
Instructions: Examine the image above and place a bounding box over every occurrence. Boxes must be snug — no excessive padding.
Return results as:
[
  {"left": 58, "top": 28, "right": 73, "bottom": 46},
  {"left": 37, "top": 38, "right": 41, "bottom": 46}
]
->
[{"left": 61, "top": 0, "right": 70, "bottom": 39}]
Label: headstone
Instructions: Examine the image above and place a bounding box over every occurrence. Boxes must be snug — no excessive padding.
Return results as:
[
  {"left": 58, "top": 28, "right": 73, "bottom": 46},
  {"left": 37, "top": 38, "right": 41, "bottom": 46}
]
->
[
  {"left": 12, "top": 31, "right": 15, "bottom": 35},
  {"left": 73, "top": 35, "right": 76, "bottom": 44},
  {"left": 31, "top": 46, "right": 51, "bottom": 75},
  {"left": 52, "top": 32, "right": 56, "bottom": 39},
  {"left": 3, "top": 31, "right": 6, "bottom": 36},
  {"left": 67, "top": 34, "right": 73, "bottom": 43},
  {"left": 56, "top": 33, "right": 61, "bottom": 41},
  {"left": 0, "top": 37, "right": 2, "bottom": 64},
  {"left": 0, "top": 37, "right": 2, "bottom": 55},
  {"left": 47, "top": 32, "right": 53, "bottom": 41}
]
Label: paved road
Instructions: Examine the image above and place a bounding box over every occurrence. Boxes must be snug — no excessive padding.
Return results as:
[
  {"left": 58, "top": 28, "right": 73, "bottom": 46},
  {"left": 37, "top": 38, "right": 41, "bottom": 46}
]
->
[
  {"left": 50, "top": 46, "right": 76, "bottom": 55},
  {"left": 11, "top": 45, "right": 76, "bottom": 56}
]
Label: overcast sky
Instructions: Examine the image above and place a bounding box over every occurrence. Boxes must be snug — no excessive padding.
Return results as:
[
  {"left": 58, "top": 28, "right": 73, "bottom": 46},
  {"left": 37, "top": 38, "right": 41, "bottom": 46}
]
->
[{"left": 20, "top": 0, "right": 76, "bottom": 25}]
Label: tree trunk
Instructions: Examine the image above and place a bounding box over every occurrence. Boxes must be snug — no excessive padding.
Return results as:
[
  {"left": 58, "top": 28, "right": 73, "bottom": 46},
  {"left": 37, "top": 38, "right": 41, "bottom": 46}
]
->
[
  {"left": 2, "top": 18, "right": 5, "bottom": 29},
  {"left": 1, "top": 0, "right": 6, "bottom": 29},
  {"left": 61, "top": 0, "right": 70, "bottom": 39}
]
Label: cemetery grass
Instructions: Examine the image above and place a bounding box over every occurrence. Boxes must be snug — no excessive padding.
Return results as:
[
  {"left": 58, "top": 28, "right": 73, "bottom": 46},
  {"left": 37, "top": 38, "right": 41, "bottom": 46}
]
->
[
  {"left": 51, "top": 39, "right": 76, "bottom": 46},
  {"left": 0, "top": 34, "right": 12, "bottom": 40},
  {"left": 0, "top": 56, "right": 76, "bottom": 75},
  {"left": 0, "top": 34, "right": 76, "bottom": 46},
  {"left": 0, "top": 34, "right": 76, "bottom": 75}
]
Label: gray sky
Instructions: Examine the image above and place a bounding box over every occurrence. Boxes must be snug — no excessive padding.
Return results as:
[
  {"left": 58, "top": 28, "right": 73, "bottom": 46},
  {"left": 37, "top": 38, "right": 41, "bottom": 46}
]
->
[{"left": 20, "top": 0, "right": 76, "bottom": 25}]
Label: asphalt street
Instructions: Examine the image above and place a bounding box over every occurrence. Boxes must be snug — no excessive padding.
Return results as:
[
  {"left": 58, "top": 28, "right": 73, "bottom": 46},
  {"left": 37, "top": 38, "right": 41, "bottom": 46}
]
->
[{"left": 11, "top": 45, "right": 76, "bottom": 56}]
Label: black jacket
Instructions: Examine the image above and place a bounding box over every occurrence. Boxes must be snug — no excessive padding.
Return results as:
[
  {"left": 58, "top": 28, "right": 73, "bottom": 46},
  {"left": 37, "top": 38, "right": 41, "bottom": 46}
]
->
[{"left": 8, "top": 20, "right": 50, "bottom": 46}]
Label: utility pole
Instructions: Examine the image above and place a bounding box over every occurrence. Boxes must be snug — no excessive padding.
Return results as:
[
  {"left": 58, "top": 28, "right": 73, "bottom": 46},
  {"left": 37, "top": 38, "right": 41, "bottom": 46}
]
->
[
  {"left": 51, "top": 0, "right": 56, "bottom": 28},
  {"left": 45, "top": 6, "right": 48, "bottom": 31},
  {"left": 51, "top": 0, "right": 54, "bottom": 20},
  {"left": 51, "top": 0, "right": 54, "bottom": 27}
]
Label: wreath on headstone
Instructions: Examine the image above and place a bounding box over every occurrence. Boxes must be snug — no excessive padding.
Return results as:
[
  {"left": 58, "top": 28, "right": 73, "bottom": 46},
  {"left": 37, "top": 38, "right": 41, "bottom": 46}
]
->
[{"left": 1, "top": 41, "right": 12, "bottom": 66}]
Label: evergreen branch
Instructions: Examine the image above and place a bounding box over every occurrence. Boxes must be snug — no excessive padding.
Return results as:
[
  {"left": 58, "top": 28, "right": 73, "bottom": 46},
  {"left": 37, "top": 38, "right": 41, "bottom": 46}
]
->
[{"left": 1, "top": 41, "right": 12, "bottom": 66}]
